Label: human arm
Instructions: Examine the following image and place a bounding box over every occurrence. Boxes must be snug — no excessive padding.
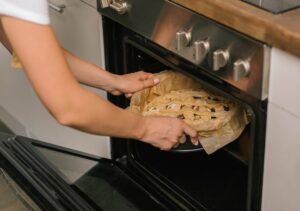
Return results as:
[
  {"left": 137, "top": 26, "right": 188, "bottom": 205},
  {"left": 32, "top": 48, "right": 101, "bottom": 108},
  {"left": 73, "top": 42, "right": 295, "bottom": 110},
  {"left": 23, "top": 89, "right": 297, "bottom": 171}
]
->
[
  {"left": 63, "top": 49, "right": 159, "bottom": 98},
  {"left": 1, "top": 20, "right": 158, "bottom": 98},
  {"left": 0, "top": 17, "right": 197, "bottom": 150}
]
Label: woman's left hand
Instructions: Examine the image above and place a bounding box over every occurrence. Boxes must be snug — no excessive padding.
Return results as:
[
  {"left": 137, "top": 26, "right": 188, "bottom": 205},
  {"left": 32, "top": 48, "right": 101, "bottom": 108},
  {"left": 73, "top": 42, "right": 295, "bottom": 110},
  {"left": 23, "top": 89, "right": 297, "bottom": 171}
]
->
[{"left": 108, "top": 71, "right": 159, "bottom": 98}]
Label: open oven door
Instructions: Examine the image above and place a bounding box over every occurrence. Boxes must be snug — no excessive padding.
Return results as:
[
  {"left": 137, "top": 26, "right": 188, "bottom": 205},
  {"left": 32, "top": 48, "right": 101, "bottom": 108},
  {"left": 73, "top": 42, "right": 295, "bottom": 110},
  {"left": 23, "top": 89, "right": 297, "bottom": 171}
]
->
[{"left": 0, "top": 133, "right": 172, "bottom": 211}]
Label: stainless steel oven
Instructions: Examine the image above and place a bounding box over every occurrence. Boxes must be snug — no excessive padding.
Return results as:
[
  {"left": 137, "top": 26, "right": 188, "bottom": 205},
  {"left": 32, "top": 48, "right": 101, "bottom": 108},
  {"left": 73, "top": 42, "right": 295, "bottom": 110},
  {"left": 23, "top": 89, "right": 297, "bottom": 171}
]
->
[
  {"left": 0, "top": 1, "right": 270, "bottom": 210},
  {"left": 99, "top": 0, "right": 270, "bottom": 210}
]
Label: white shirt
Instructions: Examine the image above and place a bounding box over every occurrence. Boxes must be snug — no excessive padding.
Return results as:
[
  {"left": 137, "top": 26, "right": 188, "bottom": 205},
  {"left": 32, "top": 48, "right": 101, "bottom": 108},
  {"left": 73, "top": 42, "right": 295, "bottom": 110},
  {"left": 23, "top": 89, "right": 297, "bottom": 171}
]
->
[{"left": 0, "top": 0, "right": 50, "bottom": 25}]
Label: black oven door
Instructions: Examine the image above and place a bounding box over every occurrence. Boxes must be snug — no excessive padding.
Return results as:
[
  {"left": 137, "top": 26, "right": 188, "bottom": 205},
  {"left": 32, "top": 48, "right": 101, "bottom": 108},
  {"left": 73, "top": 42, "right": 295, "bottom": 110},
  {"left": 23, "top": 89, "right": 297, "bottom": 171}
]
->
[{"left": 0, "top": 133, "right": 172, "bottom": 211}]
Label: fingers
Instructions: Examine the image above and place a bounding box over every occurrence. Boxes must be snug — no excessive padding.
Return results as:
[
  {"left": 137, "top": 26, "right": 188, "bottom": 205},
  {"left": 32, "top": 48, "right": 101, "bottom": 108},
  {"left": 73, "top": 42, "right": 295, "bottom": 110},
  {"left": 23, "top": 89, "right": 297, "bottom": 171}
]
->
[
  {"left": 157, "top": 138, "right": 178, "bottom": 151},
  {"left": 125, "top": 93, "right": 133, "bottom": 98},
  {"left": 153, "top": 77, "right": 160, "bottom": 84},
  {"left": 181, "top": 122, "right": 199, "bottom": 146},
  {"left": 172, "top": 142, "right": 180, "bottom": 149},
  {"left": 110, "top": 90, "right": 122, "bottom": 96},
  {"left": 182, "top": 123, "right": 197, "bottom": 138},
  {"left": 142, "top": 116, "right": 199, "bottom": 151},
  {"left": 120, "top": 71, "right": 159, "bottom": 96},
  {"left": 141, "top": 77, "right": 160, "bottom": 89},
  {"left": 158, "top": 121, "right": 198, "bottom": 151},
  {"left": 136, "top": 71, "right": 154, "bottom": 80},
  {"left": 136, "top": 71, "right": 159, "bottom": 87},
  {"left": 190, "top": 136, "right": 199, "bottom": 146},
  {"left": 178, "top": 135, "right": 186, "bottom": 144}
]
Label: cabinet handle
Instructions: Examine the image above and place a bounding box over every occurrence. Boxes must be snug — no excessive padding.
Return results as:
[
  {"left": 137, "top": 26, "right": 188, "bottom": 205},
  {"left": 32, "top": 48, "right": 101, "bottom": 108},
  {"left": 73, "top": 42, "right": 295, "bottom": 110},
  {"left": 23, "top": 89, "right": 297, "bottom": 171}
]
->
[{"left": 48, "top": 2, "right": 66, "bottom": 13}]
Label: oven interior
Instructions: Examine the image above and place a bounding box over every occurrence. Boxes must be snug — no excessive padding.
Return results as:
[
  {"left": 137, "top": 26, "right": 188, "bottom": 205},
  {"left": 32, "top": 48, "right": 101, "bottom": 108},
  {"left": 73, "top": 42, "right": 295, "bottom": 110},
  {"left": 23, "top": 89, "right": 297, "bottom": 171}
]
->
[
  {"left": 104, "top": 18, "right": 265, "bottom": 210},
  {"left": 128, "top": 46, "right": 250, "bottom": 211}
]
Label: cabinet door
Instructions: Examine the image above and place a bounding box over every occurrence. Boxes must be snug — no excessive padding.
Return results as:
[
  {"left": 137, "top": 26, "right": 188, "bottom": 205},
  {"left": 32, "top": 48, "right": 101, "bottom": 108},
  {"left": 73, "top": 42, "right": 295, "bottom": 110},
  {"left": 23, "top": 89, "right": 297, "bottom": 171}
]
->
[
  {"left": 48, "top": 0, "right": 104, "bottom": 67},
  {"left": 0, "top": 45, "right": 32, "bottom": 136},
  {"left": 28, "top": 0, "right": 110, "bottom": 158},
  {"left": 79, "top": 0, "right": 97, "bottom": 8},
  {"left": 263, "top": 48, "right": 300, "bottom": 211},
  {"left": 268, "top": 48, "right": 300, "bottom": 117},
  {"left": 262, "top": 103, "right": 300, "bottom": 211}
]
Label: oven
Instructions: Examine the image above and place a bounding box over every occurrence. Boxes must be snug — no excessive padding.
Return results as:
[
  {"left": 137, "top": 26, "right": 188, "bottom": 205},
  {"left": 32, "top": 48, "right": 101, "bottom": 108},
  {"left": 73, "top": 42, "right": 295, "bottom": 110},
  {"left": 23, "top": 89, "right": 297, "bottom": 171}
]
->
[
  {"left": 99, "top": 0, "right": 270, "bottom": 210},
  {"left": 0, "top": 0, "right": 270, "bottom": 210}
]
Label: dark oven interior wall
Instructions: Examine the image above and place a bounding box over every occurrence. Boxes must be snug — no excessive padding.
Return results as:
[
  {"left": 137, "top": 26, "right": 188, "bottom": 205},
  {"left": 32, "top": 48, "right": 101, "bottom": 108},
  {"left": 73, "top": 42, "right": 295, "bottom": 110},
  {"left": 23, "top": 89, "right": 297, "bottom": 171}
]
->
[{"left": 102, "top": 17, "right": 266, "bottom": 211}]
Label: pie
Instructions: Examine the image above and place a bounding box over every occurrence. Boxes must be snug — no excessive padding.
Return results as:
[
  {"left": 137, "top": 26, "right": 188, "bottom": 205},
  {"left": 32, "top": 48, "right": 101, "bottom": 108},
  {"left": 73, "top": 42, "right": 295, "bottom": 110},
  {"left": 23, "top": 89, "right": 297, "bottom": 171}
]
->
[{"left": 130, "top": 70, "right": 249, "bottom": 154}]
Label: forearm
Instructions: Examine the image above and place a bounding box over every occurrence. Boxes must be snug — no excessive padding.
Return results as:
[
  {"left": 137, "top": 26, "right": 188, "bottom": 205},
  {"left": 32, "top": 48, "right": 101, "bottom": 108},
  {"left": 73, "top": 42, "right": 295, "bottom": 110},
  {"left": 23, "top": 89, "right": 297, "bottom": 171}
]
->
[
  {"left": 65, "top": 88, "right": 145, "bottom": 139},
  {"left": 63, "top": 49, "right": 116, "bottom": 90},
  {"left": 63, "top": 49, "right": 159, "bottom": 97}
]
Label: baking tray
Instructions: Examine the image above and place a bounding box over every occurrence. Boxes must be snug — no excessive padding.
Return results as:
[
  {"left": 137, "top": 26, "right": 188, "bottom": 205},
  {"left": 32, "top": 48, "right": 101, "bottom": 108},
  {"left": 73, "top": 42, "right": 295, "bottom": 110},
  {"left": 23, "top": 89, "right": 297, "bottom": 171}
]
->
[{"left": 171, "top": 136, "right": 204, "bottom": 153}]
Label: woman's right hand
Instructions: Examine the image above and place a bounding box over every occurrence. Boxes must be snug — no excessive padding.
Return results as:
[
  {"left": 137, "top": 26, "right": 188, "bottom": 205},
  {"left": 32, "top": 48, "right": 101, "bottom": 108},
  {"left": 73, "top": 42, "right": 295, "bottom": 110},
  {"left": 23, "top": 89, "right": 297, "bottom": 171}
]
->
[{"left": 139, "top": 116, "right": 198, "bottom": 151}]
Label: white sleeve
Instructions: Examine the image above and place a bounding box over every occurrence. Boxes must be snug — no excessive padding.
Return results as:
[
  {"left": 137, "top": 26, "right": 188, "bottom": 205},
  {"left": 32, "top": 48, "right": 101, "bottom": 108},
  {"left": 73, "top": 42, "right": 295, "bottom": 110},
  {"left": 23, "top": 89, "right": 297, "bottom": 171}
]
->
[{"left": 0, "top": 0, "right": 50, "bottom": 25}]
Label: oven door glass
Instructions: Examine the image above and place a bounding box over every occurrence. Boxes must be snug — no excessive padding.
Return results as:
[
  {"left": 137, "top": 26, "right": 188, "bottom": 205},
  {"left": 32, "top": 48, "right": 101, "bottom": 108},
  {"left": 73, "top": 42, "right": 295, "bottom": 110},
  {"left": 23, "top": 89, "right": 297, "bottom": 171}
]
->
[{"left": 0, "top": 134, "right": 168, "bottom": 211}]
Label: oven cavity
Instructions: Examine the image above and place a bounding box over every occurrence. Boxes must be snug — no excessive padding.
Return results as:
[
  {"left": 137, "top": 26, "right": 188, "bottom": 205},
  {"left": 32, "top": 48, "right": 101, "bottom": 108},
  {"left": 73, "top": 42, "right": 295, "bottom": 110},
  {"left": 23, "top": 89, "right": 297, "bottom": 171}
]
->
[{"left": 124, "top": 48, "right": 253, "bottom": 211}]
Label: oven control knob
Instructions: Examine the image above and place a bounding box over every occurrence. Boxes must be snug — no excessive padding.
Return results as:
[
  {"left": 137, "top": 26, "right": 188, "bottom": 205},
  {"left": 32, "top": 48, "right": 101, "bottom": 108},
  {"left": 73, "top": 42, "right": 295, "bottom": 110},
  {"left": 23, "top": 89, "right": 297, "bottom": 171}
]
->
[
  {"left": 233, "top": 59, "right": 250, "bottom": 81},
  {"left": 212, "top": 49, "right": 230, "bottom": 71},
  {"left": 175, "top": 31, "right": 191, "bottom": 51},
  {"left": 193, "top": 40, "right": 210, "bottom": 63}
]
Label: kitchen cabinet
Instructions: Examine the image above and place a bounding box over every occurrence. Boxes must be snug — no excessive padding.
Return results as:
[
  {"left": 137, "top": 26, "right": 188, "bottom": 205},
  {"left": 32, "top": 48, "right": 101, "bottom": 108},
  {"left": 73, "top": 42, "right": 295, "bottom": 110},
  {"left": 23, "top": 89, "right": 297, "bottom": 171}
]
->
[
  {"left": 262, "top": 48, "right": 300, "bottom": 211},
  {"left": 0, "top": 46, "right": 32, "bottom": 136},
  {"left": 0, "top": 0, "right": 110, "bottom": 158},
  {"left": 80, "top": 0, "right": 97, "bottom": 8}
]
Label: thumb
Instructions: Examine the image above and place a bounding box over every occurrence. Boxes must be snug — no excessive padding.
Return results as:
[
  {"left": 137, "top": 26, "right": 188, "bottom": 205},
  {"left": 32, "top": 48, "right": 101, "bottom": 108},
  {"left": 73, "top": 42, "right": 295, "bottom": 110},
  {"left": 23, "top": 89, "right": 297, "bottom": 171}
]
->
[{"left": 141, "top": 77, "right": 160, "bottom": 89}]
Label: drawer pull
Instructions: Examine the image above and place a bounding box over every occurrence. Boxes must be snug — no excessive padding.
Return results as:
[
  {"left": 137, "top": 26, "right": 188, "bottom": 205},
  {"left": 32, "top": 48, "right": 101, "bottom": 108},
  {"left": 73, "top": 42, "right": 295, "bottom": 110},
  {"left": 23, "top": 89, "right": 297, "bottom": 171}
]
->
[{"left": 48, "top": 3, "right": 66, "bottom": 13}]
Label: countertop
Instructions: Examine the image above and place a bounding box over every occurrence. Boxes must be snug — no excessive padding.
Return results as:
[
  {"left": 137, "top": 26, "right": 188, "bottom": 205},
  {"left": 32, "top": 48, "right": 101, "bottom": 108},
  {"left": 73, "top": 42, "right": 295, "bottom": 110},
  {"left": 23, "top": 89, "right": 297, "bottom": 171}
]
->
[{"left": 172, "top": 0, "right": 300, "bottom": 57}]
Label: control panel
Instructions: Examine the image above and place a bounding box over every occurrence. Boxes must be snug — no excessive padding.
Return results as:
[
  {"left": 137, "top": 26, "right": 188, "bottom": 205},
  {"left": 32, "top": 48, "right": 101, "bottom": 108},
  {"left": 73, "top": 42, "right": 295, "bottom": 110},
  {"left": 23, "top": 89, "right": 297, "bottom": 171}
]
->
[{"left": 169, "top": 20, "right": 269, "bottom": 88}]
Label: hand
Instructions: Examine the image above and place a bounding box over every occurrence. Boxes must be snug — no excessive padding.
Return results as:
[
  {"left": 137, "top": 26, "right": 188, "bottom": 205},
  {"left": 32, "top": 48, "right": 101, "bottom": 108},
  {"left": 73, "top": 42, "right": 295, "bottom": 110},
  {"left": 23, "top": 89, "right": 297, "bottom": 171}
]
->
[
  {"left": 140, "top": 116, "right": 198, "bottom": 151},
  {"left": 108, "top": 71, "right": 159, "bottom": 98}
]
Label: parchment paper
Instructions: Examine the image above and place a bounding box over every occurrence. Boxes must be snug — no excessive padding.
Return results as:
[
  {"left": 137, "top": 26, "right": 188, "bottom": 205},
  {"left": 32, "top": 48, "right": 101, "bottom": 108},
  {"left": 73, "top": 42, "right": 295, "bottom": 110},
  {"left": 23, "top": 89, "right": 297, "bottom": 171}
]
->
[{"left": 129, "top": 70, "right": 249, "bottom": 154}]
